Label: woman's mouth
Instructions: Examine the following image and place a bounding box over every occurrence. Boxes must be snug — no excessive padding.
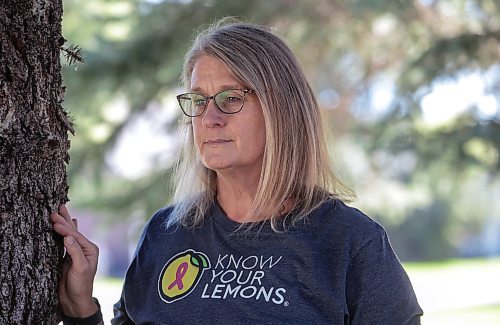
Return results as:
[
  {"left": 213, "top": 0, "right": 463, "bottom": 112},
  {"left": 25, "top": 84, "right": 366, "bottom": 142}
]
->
[{"left": 205, "top": 139, "right": 231, "bottom": 144}]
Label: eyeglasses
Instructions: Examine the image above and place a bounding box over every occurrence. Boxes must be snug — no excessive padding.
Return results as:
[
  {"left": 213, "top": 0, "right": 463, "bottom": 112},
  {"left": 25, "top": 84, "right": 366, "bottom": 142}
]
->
[{"left": 176, "top": 89, "right": 254, "bottom": 117}]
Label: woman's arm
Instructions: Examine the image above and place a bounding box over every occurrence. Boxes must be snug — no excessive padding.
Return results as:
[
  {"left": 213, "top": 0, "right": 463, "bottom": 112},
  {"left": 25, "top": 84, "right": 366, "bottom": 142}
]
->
[{"left": 346, "top": 225, "right": 423, "bottom": 325}]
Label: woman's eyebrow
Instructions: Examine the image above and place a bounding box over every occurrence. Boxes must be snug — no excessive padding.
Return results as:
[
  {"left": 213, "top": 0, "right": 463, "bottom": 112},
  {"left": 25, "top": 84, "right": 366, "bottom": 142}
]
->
[{"left": 190, "top": 84, "right": 243, "bottom": 93}]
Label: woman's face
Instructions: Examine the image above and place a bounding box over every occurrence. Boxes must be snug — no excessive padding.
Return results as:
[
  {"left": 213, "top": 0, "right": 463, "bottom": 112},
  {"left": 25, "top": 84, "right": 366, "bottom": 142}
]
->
[{"left": 191, "top": 55, "right": 266, "bottom": 177}]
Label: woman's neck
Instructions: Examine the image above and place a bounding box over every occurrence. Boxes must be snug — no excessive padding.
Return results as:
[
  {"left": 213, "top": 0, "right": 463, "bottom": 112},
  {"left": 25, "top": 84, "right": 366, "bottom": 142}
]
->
[{"left": 215, "top": 172, "right": 262, "bottom": 223}]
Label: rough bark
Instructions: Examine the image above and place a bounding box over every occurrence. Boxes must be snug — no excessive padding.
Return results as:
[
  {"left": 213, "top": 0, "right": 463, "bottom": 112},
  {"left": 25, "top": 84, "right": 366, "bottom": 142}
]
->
[{"left": 0, "top": 0, "right": 71, "bottom": 323}]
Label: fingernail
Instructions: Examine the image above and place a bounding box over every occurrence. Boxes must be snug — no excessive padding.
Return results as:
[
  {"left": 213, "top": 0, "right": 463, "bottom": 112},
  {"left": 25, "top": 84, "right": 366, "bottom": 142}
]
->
[{"left": 65, "top": 236, "right": 75, "bottom": 244}]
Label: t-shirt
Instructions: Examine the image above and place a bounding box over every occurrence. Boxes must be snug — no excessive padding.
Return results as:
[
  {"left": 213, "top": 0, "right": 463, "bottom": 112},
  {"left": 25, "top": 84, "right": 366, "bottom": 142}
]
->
[{"left": 112, "top": 198, "right": 423, "bottom": 324}]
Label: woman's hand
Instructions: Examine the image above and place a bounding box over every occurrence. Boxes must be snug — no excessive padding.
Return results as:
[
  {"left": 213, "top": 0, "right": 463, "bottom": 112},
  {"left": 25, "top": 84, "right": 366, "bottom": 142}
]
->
[{"left": 50, "top": 204, "right": 100, "bottom": 317}]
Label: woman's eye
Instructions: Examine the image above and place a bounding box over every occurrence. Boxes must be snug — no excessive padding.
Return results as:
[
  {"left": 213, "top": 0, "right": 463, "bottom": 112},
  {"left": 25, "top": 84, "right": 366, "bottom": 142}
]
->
[
  {"left": 194, "top": 99, "right": 206, "bottom": 107},
  {"left": 225, "top": 96, "right": 242, "bottom": 102}
]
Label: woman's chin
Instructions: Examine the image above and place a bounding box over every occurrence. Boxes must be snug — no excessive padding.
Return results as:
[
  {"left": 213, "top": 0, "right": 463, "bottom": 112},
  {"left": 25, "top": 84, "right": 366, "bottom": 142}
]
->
[{"left": 202, "top": 160, "right": 232, "bottom": 171}]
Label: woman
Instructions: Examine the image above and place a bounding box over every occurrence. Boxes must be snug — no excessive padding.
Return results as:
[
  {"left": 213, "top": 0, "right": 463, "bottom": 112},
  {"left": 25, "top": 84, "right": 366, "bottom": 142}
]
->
[{"left": 51, "top": 20, "right": 423, "bottom": 324}]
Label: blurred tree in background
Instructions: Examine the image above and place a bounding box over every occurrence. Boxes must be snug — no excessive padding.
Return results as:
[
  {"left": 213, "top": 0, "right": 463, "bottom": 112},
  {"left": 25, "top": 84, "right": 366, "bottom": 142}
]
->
[{"left": 61, "top": 0, "right": 499, "bottom": 261}]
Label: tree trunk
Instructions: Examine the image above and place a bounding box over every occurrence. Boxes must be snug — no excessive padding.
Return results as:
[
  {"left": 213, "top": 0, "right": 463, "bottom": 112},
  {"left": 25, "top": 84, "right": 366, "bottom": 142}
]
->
[{"left": 0, "top": 0, "right": 71, "bottom": 323}]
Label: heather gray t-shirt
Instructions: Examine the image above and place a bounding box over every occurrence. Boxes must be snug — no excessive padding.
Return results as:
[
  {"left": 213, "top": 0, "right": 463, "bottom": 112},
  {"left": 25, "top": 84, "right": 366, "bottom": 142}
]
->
[{"left": 112, "top": 199, "right": 423, "bottom": 324}]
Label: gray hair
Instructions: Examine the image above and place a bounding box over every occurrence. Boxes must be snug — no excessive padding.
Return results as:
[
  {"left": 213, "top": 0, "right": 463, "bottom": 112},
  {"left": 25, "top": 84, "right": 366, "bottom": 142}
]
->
[{"left": 169, "top": 19, "right": 355, "bottom": 230}]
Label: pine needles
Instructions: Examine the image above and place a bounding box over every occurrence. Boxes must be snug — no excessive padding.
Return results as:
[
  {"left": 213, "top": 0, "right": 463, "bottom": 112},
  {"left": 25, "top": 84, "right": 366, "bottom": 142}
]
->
[{"left": 61, "top": 44, "right": 84, "bottom": 67}]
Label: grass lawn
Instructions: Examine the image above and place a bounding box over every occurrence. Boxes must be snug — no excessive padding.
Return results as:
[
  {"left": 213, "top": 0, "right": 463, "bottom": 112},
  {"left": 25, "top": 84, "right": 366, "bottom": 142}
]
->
[
  {"left": 405, "top": 257, "right": 500, "bottom": 324},
  {"left": 94, "top": 257, "right": 500, "bottom": 324}
]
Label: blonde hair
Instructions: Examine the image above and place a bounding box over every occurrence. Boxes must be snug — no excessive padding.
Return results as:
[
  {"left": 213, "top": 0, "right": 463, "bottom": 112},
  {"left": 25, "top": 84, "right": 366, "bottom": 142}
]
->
[{"left": 168, "top": 19, "right": 355, "bottom": 230}]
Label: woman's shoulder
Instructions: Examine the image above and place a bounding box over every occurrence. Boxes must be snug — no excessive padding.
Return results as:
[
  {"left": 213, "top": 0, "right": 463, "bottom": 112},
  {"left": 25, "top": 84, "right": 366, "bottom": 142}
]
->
[
  {"left": 151, "top": 204, "right": 175, "bottom": 221},
  {"left": 302, "top": 198, "right": 396, "bottom": 266},
  {"left": 142, "top": 204, "right": 177, "bottom": 235},
  {"left": 309, "top": 197, "right": 385, "bottom": 239}
]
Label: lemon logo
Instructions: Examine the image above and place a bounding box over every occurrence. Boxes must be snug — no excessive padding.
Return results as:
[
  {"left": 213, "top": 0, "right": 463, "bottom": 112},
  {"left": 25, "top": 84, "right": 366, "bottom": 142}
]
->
[{"left": 158, "top": 249, "right": 210, "bottom": 303}]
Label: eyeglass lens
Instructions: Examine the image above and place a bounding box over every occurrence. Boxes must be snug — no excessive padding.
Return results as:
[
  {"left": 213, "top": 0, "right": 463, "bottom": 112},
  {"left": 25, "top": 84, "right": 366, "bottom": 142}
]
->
[{"left": 178, "top": 89, "right": 246, "bottom": 116}]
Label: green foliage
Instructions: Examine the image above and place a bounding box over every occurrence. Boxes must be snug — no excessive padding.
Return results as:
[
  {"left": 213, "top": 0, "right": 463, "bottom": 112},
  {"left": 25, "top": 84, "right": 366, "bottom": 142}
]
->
[{"left": 62, "top": 0, "right": 500, "bottom": 260}]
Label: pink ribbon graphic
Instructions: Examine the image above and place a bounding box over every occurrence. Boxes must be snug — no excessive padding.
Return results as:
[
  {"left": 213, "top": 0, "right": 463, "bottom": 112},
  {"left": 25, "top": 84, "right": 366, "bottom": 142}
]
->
[{"left": 168, "top": 262, "right": 188, "bottom": 290}]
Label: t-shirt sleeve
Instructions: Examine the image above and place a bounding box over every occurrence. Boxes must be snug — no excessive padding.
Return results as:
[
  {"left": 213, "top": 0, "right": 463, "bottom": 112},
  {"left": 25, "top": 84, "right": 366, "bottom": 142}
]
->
[
  {"left": 111, "top": 225, "right": 149, "bottom": 325},
  {"left": 110, "top": 208, "right": 166, "bottom": 325},
  {"left": 346, "top": 225, "right": 423, "bottom": 325}
]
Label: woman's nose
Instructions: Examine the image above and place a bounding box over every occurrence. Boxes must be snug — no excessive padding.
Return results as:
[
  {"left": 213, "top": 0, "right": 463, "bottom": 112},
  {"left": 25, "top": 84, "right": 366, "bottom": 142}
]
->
[{"left": 201, "top": 100, "right": 226, "bottom": 127}]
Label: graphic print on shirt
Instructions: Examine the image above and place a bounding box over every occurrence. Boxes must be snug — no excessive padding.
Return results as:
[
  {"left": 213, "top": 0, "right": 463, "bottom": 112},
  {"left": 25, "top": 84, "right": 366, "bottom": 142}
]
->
[
  {"left": 200, "top": 253, "right": 287, "bottom": 305},
  {"left": 158, "top": 249, "right": 210, "bottom": 303},
  {"left": 158, "top": 250, "right": 288, "bottom": 306}
]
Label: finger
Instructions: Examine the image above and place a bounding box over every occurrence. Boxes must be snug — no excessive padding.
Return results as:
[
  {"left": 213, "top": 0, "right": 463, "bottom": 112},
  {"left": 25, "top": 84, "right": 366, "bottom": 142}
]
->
[
  {"left": 52, "top": 218, "right": 76, "bottom": 236},
  {"left": 59, "top": 204, "right": 70, "bottom": 220},
  {"left": 65, "top": 231, "right": 99, "bottom": 262},
  {"left": 51, "top": 212, "right": 78, "bottom": 232},
  {"left": 59, "top": 204, "right": 76, "bottom": 228},
  {"left": 63, "top": 236, "right": 90, "bottom": 273},
  {"left": 50, "top": 212, "right": 67, "bottom": 224},
  {"left": 72, "top": 218, "right": 78, "bottom": 230},
  {"left": 52, "top": 221, "right": 84, "bottom": 240}
]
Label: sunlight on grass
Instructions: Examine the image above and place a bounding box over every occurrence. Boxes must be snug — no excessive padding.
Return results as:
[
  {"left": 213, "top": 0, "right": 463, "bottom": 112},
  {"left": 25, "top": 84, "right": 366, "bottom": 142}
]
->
[
  {"left": 93, "top": 257, "right": 500, "bottom": 324},
  {"left": 426, "top": 305, "right": 500, "bottom": 325},
  {"left": 405, "top": 257, "right": 500, "bottom": 325}
]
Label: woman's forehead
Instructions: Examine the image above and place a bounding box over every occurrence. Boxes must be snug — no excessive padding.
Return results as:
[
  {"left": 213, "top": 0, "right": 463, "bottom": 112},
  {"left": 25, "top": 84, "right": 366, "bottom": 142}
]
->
[{"left": 190, "top": 56, "right": 241, "bottom": 92}]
